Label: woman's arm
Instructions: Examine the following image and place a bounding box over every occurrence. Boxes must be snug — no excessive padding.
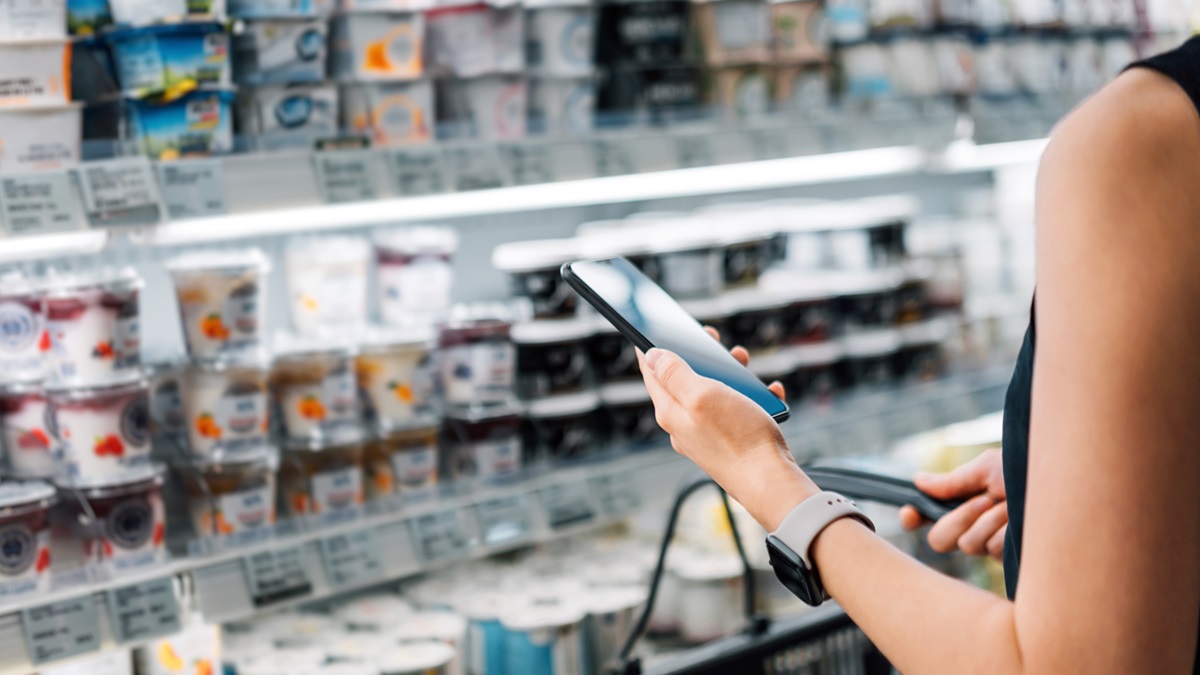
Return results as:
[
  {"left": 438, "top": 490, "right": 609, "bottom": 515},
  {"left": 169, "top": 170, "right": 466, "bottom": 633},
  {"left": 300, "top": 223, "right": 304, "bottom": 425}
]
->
[{"left": 639, "top": 68, "right": 1200, "bottom": 674}]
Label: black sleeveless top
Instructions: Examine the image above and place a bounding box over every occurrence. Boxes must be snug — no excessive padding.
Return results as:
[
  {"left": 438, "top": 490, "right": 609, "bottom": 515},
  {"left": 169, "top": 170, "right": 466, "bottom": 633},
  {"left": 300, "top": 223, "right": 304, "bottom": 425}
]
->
[{"left": 1000, "top": 36, "right": 1200, "bottom": 670}]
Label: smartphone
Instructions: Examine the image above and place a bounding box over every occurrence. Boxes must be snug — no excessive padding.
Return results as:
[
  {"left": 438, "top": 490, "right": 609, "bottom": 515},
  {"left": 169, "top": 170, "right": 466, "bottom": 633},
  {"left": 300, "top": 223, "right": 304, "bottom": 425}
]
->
[{"left": 561, "top": 257, "right": 790, "bottom": 422}]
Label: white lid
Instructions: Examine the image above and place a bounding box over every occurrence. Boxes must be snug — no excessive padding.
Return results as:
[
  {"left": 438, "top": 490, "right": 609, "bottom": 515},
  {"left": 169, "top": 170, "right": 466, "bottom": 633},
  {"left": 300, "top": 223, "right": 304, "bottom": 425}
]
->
[
  {"left": 273, "top": 331, "right": 358, "bottom": 358},
  {"left": 45, "top": 374, "right": 149, "bottom": 398},
  {"left": 460, "top": 592, "right": 525, "bottom": 621},
  {"left": 510, "top": 318, "right": 593, "bottom": 344},
  {"left": 334, "top": 594, "right": 415, "bottom": 625},
  {"left": 840, "top": 329, "right": 902, "bottom": 357},
  {"left": 311, "top": 664, "right": 379, "bottom": 675},
  {"left": 678, "top": 296, "right": 729, "bottom": 321},
  {"left": 749, "top": 350, "right": 795, "bottom": 379},
  {"left": 323, "top": 633, "right": 397, "bottom": 661},
  {"left": 525, "top": 390, "right": 600, "bottom": 418},
  {"left": 584, "top": 586, "right": 647, "bottom": 615},
  {"left": 791, "top": 342, "right": 842, "bottom": 366},
  {"left": 831, "top": 268, "right": 905, "bottom": 296},
  {"left": 492, "top": 239, "right": 579, "bottom": 272},
  {"left": 166, "top": 248, "right": 270, "bottom": 274},
  {"left": 855, "top": 194, "right": 919, "bottom": 225},
  {"left": 578, "top": 228, "right": 652, "bottom": 258},
  {"left": 0, "top": 271, "right": 39, "bottom": 297},
  {"left": 900, "top": 318, "right": 950, "bottom": 346},
  {"left": 758, "top": 269, "right": 836, "bottom": 303},
  {"left": 576, "top": 219, "right": 627, "bottom": 237},
  {"left": 376, "top": 642, "right": 456, "bottom": 673},
  {"left": 286, "top": 235, "right": 370, "bottom": 262},
  {"left": 599, "top": 381, "right": 650, "bottom": 405},
  {"left": 392, "top": 611, "right": 466, "bottom": 641},
  {"left": 0, "top": 480, "right": 56, "bottom": 510},
  {"left": 722, "top": 287, "right": 791, "bottom": 314},
  {"left": 41, "top": 267, "right": 142, "bottom": 296},
  {"left": 446, "top": 302, "right": 517, "bottom": 325},
  {"left": 500, "top": 603, "right": 586, "bottom": 632},
  {"left": 374, "top": 226, "right": 459, "bottom": 255},
  {"left": 626, "top": 211, "right": 692, "bottom": 222},
  {"left": 360, "top": 325, "right": 438, "bottom": 350},
  {"left": 773, "top": 202, "right": 860, "bottom": 234},
  {"left": 240, "top": 647, "right": 326, "bottom": 673},
  {"left": 646, "top": 220, "right": 724, "bottom": 253},
  {"left": 903, "top": 257, "right": 935, "bottom": 283},
  {"left": 262, "top": 613, "right": 339, "bottom": 641},
  {"left": 696, "top": 210, "right": 776, "bottom": 245},
  {"left": 674, "top": 554, "right": 743, "bottom": 582}
]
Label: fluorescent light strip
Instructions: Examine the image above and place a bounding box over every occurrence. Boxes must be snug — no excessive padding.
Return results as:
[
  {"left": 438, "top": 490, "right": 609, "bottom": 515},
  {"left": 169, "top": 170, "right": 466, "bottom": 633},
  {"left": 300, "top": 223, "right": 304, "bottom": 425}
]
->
[
  {"left": 0, "top": 231, "right": 107, "bottom": 265},
  {"left": 936, "top": 138, "right": 1049, "bottom": 173}
]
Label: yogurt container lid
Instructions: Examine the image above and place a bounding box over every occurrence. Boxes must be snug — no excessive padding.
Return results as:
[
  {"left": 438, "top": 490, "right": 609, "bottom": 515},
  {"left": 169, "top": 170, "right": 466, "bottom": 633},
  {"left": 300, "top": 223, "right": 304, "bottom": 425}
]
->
[
  {"left": 0, "top": 271, "right": 41, "bottom": 297},
  {"left": 856, "top": 194, "right": 919, "bottom": 225},
  {"left": 443, "top": 401, "right": 524, "bottom": 423},
  {"left": 722, "top": 287, "right": 791, "bottom": 314},
  {"left": 772, "top": 202, "right": 858, "bottom": 233},
  {"left": 273, "top": 331, "right": 358, "bottom": 359},
  {"left": 261, "top": 613, "right": 339, "bottom": 642},
  {"left": 584, "top": 586, "right": 647, "bottom": 615},
  {"left": 360, "top": 325, "right": 437, "bottom": 351},
  {"left": 41, "top": 267, "right": 142, "bottom": 297},
  {"left": 840, "top": 329, "right": 902, "bottom": 357},
  {"left": 108, "top": 20, "right": 226, "bottom": 40},
  {"left": 185, "top": 444, "right": 279, "bottom": 472},
  {"left": 758, "top": 269, "right": 836, "bottom": 303},
  {"left": 63, "top": 462, "right": 166, "bottom": 494},
  {"left": 674, "top": 553, "right": 743, "bottom": 582},
  {"left": 626, "top": 211, "right": 691, "bottom": 222},
  {"left": 375, "top": 641, "right": 456, "bottom": 672},
  {"left": 311, "top": 664, "right": 379, "bottom": 675},
  {"left": 646, "top": 219, "right": 724, "bottom": 253},
  {"left": 189, "top": 355, "right": 272, "bottom": 373},
  {"left": 578, "top": 228, "right": 652, "bottom": 258},
  {"left": 445, "top": 302, "right": 517, "bottom": 325},
  {"left": 374, "top": 226, "right": 459, "bottom": 255},
  {"left": 791, "top": 341, "right": 842, "bottom": 366},
  {"left": 45, "top": 374, "right": 149, "bottom": 397},
  {"left": 492, "top": 238, "right": 580, "bottom": 272},
  {"left": 0, "top": 480, "right": 56, "bottom": 511},
  {"left": 576, "top": 219, "right": 626, "bottom": 237},
  {"left": 500, "top": 603, "right": 586, "bottom": 632},
  {"left": 323, "top": 633, "right": 398, "bottom": 661},
  {"left": 831, "top": 268, "right": 905, "bottom": 296},
  {"left": 900, "top": 317, "right": 950, "bottom": 346},
  {"left": 599, "top": 381, "right": 651, "bottom": 406},
  {"left": 510, "top": 318, "right": 593, "bottom": 344},
  {"left": 524, "top": 390, "right": 600, "bottom": 418},
  {"left": 678, "top": 296, "right": 729, "bottom": 322},
  {"left": 333, "top": 594, "right": 414, "bottom": 625},
  {"left": 238, "top": 646, "right": 326, "bottom": 674},
  {"left": 166, "top": 248, "right": 271, "bottom": 275},
  {"left": 284, "top": 433, "right": 365, "bottom": 453},
  {"left": 393, "top": 611, "right": 467, "bottom": 640},
  {"left": 460, "top": 591, "right": 523, "bottom": 621},
  {"left": 749, "top": 350, "right": 795, "bottom": 379},
  {"left": 286, "top": 235, "right": 371, "bottom": 262},
  {"left": 0, "top": 380, "right": 45, "bottom": 398}
]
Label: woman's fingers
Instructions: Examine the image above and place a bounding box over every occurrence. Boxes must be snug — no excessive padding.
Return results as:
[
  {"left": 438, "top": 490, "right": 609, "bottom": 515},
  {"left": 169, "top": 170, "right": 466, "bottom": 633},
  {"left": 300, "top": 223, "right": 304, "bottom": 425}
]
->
[
  {"left": 704, "top": 326, "right": 721, "bottom": 342},
  {"left": 926, "top": 495, "right": 994, "bottom": 554},
  {"left": 730, "top": 346, "right": 751, "bottom": 367},
  {"left": 986, "top": 523, "right": 1008, "bottom": 560},
  {"left": 898, "top": 505, "right": 929, "bottom": 532},
  {"left": 637, "top": 349, "right": 682, "bottom": 432},
  {"left": 956, "top": 502, "right": 1009, "bottom": 557},
  {"left": 768, "top": 381, "right": 786, "bottom": 400},
  {"left": 914, "top": 452, "right": 993, "bottom": 500}
]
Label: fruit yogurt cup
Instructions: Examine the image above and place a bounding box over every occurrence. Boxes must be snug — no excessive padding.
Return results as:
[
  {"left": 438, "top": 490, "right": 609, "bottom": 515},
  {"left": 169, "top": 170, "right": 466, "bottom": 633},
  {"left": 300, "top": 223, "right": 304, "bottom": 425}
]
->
[
  {"left": 0, "top": 481, "right": 55, "bottom": 598},
  {"left": 65, "top": 465, "right": 166, "bottom": 573},
  {"left": 272, "top": 335, "right": 362, "bottom": 445},
  {"left": 42, "top": 268, "right": 142, "bottom": 386},
  {"left": 438, "top": 316, "right": 515, "bottom": 408},
  {"left": 285, "top": 236, "right": 370, "bottom": 336},
  {"left": 179, "top": 446, "right": 278, "bottom": 538},
  {"left": 166, "top": 249, "right": 270, "bottom": 363},
  {"left": 374, "top": 226, "right": 459, "bottom": 326},
  {"left": 0, "top": 383, "right": 57, "bottom": 479},
  {"left": 364, "top": 424, "right": 437, "bottom": 499},
  {"left": 355, "top": 326, "right": 437, "bottom": 433},
  {"left": 48, "top": 377, "right": 151, "bottom": 483},
  {"left": 181, "top": 360, "right": 271, "bottom": 459},
  {"left": 0, "top": 273, "right": 48, "bottom": 385},
  {"left": 278, "top": 438, "right": 365, "bottom": 516}
]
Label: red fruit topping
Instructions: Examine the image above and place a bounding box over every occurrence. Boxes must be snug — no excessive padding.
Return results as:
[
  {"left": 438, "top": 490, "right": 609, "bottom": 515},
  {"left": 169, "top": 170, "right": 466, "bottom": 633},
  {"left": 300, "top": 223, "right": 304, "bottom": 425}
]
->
[
  {"left": 93, "top": 434, "right": 125, "bottom": 457},
  {"left": 37, "top": 331, "right": 50, "bottom": 352},
  {"left": 93, "top": 341, "right": 114, "bottom": 359},
  {"left": 35, "top": 548, "right": 50, "bottom": 573},
  {"left": 152, "top": 522, "right": 165, "bottom": 546},
  {"left": 18, "top": 429, "right": 50, "bottom": 450},
  {"left": 102, "top": 539, "right": 113, "bottom": 558}
]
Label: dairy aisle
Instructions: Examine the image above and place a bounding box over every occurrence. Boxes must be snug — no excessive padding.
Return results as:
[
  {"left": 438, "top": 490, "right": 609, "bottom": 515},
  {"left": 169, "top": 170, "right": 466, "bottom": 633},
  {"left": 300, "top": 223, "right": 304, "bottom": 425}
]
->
[{"left": 0, "top": 0, "right": 1192, "bottom": 671}]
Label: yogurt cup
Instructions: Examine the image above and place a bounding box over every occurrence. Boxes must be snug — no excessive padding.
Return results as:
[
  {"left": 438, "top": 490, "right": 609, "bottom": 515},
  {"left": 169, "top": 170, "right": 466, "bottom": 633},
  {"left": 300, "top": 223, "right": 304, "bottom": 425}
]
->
[
  {"left": 237, "top": 646, "right": 326, "bottom": 674},
  {"left": 789, "top": 341, "right": 839, "bottom": 404},
  {"left": 0, "top": 104, "right": 82, "bottom": 173},
  {"left": 376, "top": 641, "right": 455, "bottom": 675},
  {"left": 833, "top": 270, "right": 902, "bottom": 333},
  {"left": 40, "top": 647, "right": 132, "bottom": 675},
  {"left": 332, "top": 593, "right": 413, "bottom": 630},
  {"left": 440, "top": 403, "right": 522, "bottom": 481},
  {"left": 438, "top": 318, "right": 514, "bottom": 408},
  {"left": 0, "top": 274, "right": 47, "bottom": 385},
  {"left": 599, "top": 381, "right": 662, "bottom": 449},
  {"left": 0, "top": 384, "right": 56, "bottom": 479},
  {"left": 0, "top": 40, "right": 72, "bottom": 107},
  {"left": 285, "top": 236, "right": 371, "bottom": 336},
  {"left": 66, "top": 465, "right": 166, "bottom": 573},
  {"left": 66, "top": 0, "right": 112, "bottom": 35},
  {"left": 583, "top": 587, "right": 646, "bottom": 675},
  {"left": 109, "top": 23, "right": 230, "bottom": 98},
  {"left": 374, "top": 226, "right": 459, "bottom": 326},
  {"left": 512, "top": 319, "right": 591, "bottom": 399},
  {"left": 693, "top": 0, "right": 770, "bottom": 66},
  {"left": 462, "top": 593, "right": 517, "bottom": 675},
  {"left": 179, "top": 446, "right": 278, "bottom": 537},
  {"left": 392, "top": 611, "right": 467, "bottom": 668},
  {"left": 426, "top": 4, "right": 522, "bottom": 77},
  {"left": 323, "top": 633, "right": 397, "bottom": 663},
  {"left": 127, "top": 88, "right": 235, "bottom": 160},
  {"left": 364, "top": 424, "right": 438, "bottom": 498},
  {"left": 759, "top": 271, "right": 834, "bottom": 345},
  {"left": 586, "top": 319, "right": 637, "bottom": 385},
  {"left": 674, "top": 554, "right": 743, "bottom": 644},
  {"left": 234, "top": 19, "right": 327, "bottom": 85},
  {"left": 577, "top": 226, "right": 662, "bottom": 283},
  {"left": 166, "top": 249, "right": 270, "bottom": 363},
  {"left": 181, "top": 360, "right": 271, "bottom": 459},
  {"left": 279, "top": 438, "right": 365, "bottom": 515},
  {"left": 42, "top": 268, "right": 142, "bottom": 386},
  {"left": 492, "top": 238, "right": 580, "bottom": 320},
  {"left": 146, "top": 359, "right": 187, "bottom": 450},
  {"left": 527, "top": 6, "right": 594, "bottom": 76},
  {"left": 340, "top": 80, "right": 433, "bottom": 146},
  {"left": 724, "top": 288, "right": 789, "bottom": 353},
  {"left": 106, "top": 0, "right": 185, "bottom": 25},
  {"left": 770, "top": 1, "right": 827, "bottom": 63},
  {"left": 501, "top": 603, "right": 588, "bottom": 675},
  {"left": 49, "top": 377, "right": 151, "bottom": 482},
  {"left": 523, "top": 390, "right": 599, "bottom": 463},
  {"left": 0, "top": 0, "right": 68, "bottom": 40},
  {"left": 329, "top": 12, "right": 424, "bottom": 81},
  {"left": 272, "top": 337, "right": 363, "bottom": 445},
  {"left": 442, "top": 75, "right": 527, "bottom": 140},
  {"left": 356, "top": 326, "right": 437, "bottom": 433},
  {"left": 236, "top": 83, "right": 338, "bottom": 150},
  {"left": 648, "top": 220, "right": 726, "bottom": 299},
  {"left": 897, "top": 318, "right": 948, "bottom": 382},
  {"left": 0, "top": 481, "right": 55, "bottom": 598},
  {"left": 528, "top": 76, "right": 594, "bottom": 135},
  {"left": 837, "top": 329, "right": 901, "bottom": 390}
]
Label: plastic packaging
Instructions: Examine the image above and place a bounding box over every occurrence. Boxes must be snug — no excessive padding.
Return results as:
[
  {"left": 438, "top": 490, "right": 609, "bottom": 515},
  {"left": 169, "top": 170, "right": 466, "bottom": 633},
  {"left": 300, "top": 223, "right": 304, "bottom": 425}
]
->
[
  {"left": 271, "top": 337, "right": 362, "bottom": 445},
  {"left": 674, "top": 553, "right": 743, "bottom": 643},
  {"left": 128, "top": 88, "right": 235, "bottom": 160},
  {"left": 49, "top": 377, "right": 151, "bottom": 481},
  {"left": 376, "top": 641, "right": 455, "bottom": 675},
  {"left": 441, "top": 75, "right": 527, "bottom": 140},
  {"left": 527, "top": 5, "right": 594, "bottom": 76},
  {"left": 427, "top": 4, "right": 522, "bottom": 77},
  {"left": 599, "top": 381, "right": 662, "bottom": 448},
  {"left": 528, "top": 77, "right": 594, "bottom": 134},
  {"left": 374, "top": 226, "right": 458, "bottom": 325},
  {"left": 284, "top": 236, "right": 371, "bottom": 335},
  {"left": 438, "top": 317, "right": 514, "bottom": 408},
  {"left": 492, "top": 238, "right": 579, "bottom": 319},
  {"left": 0, "top": 384, "right": 56, "bottom": 479},
  {"left": 181, "top": 360, "right": 270, "bottom": 459},
  {"left": 523, "top": 390, "right": 599, "bottom": 463},
  {"left": 440, "top": 403, "right": 522, "bottom": 481},
  {"left": 329, "top": 12, "right": 424, "bottom": 81},
  {"left": 0, "top": 481, "right": 55, "bottom": 597},
  {"left": 0, "top": 274, "right": 47, "bottom": 385},
  {"left": 501, "top": 603, "right": 588, "bottom": 675},
  {"left": 648, "top": 220, "right": 726, "bottom": 299},
  {"left": 179, "top": 446, "right": 278, "bottom": 537},
  {"left": 0, "top": 40, "right": 72, "bottom": 107},
  {"left": 364, "top": 425, "right": 437, "bottom": 498},
  {"left": 512, "top": 319, "right": 591, "bottom": 399},
  {"left": 236, "top": 83, "right": 337, "bottom": 150},
  {"left": 340, "top": 80, "right": 434, "bottom": 146},
  {"left": 66, "top": 0, "right": 112, "bottom": 35},
  {"left": 67, "top": 465, "right": 167, "bottom": 573},
  {"left": 109, "top": 23, "right": 230, "bottom": 98},
  {"left": 234, "top": 19, "right": 327, "bottom": 85},
  {"left": 166, "top": 249, "right": 270, "bottom": 362},
  {"left": 42, "top": 268, "right": 142, "bottom": 386},
  {"left": 146, "top": 359, "right": 187, "bottom": 449},
  {"left": 278, "top": 438, "right": 365, "bottom": 515},
  {"left": 356, "top": 326, "right": 437, "bottom": 432}
]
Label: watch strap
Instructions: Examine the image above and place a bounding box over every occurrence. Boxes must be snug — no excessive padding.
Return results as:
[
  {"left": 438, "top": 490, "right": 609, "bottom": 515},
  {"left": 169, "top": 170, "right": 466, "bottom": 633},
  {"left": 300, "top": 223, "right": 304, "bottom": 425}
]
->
[{"left": 771, "top": 491, "right": 875, "bottom": 568}]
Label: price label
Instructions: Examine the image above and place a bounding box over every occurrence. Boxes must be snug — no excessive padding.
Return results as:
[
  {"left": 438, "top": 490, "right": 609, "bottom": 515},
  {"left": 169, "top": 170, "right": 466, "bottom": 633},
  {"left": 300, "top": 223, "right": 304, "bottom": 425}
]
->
[
  {"left": 676, "top": 135, "right": 714, "bottom": 169},
  {"left": 76, "top": 157, "right": 163, "bottom": 227},
  {"left": 106, "top": 577, "right": 181, "bottom": 643},
  {"left": 588, "top": 472, "right": 641, "bottom": 518},
  {"left": 21, "top": 596, "right": 101, "bottom": 665},
  {"left": 501, "top": 143, "right": 554, "bottom": 186},
  {"left": 412, "top": 509, "right": 473, "bottom": 564},
  {"left": 243, "top": 546, "right": 314, "bottom": 608},
  {"left": 747, "top": 128, "right": 790, "bottom": 161},
  {"left": 591, "top": 139, "right": 635, "bottom": 177},
  {"left": 475, "top": 494, "right": 534, "bottom": 547},
  {"left": 443, "top": 145, "right": 507, "bottom": 191},
  {"left": 313, "top": 151, "right": 379, "bottom": 203},
  {"left": 387, "top": 149, "right": 446, "bottom": 196},
  {"left": 0, "top": 172, "right": 78, "bottom": 236},
  {"left": 156, "top": 159, "right": 227, "bottom": 220},
  {"left": 319, "top": 529, "right": 385, "bottom": 590},
  {"left": 540, "top": 480, "right": 596, "bottom": 530}
]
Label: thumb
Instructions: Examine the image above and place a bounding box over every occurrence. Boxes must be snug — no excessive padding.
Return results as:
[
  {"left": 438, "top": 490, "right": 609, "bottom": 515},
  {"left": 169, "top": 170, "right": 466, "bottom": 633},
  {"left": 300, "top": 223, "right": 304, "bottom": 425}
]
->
[
  {"left": 915, "top": 460, "right": 988, "bottom": 500},
  {"left": 644, "top": 348, "right": 702, "bottom": 395}
]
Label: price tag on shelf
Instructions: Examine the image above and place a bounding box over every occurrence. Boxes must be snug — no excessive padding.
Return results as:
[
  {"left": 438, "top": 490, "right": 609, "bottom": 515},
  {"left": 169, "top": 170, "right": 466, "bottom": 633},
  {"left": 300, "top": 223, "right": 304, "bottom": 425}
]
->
[
  {"left": 106, "top": 576, "right": 181, "bottom": 643},
  {"left": 243, "top": 546, "right": 314, "bottom": 608},
  {"left": 313, "top": 150, "right": 379, "bottom": 203},
  {"left": 746, "top": 128, "right": 790, "bottom": 161},
  {"left": 501, "top": 143, "right": 554, "bottom": 186},
  {"left": 156, "top": 158, "right": 227, "bottom": 220},
  {"left": 21, "top": 596, "right": 101, "bottom": 665},
  {"left": 675, "top": 134, "right": 715, "bottom": 169},
  {"left": 411, "top": 508, "right": 473, "bottom": 564},
  {"left": 475, "top": 494, "right": 534, "bottom": 547},
  {"left": 547, "top": 141, "right": 597, "bottom": 181},
  {"left": 319, "top": 529, "right": 385, "bottom": 590},
  {"left": 539, "top": 480, "right": 596, "bottom": 530},
  {"left": 588, "top": 472, "right": 641, "bottom": 518},
  {"left": 0, "top": 172, "right": 79, "bottom": 236},
  {"left": 75, "top": 157, "right": 163, "bottom": 227},
  {"left": 591, "top": 139, "right": 635, "bottom": 177},
  {"left": 387, "top": 148, "right": 446, "bottom": 196},
  {"left": 443, "top": 145, "right": 508, "bottom": 192}
]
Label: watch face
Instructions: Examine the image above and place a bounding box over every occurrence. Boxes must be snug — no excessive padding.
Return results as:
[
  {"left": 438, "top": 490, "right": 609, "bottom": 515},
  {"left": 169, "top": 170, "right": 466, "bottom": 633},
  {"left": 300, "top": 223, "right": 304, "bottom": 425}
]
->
[{"left": 767, "top": 535, "right": 822, "bottom": 606}]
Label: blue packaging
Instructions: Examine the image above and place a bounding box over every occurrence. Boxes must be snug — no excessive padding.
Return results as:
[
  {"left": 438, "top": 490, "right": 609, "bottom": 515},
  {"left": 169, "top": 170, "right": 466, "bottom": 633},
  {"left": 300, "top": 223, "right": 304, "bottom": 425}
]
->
[
  {"left": 227, "top": 0, "right": 330, "bottom": 19},
  {"left": 67, "top": 0, "right": 113, "bottom": 35},
  {"left": 465, "top": 594, "right": 516, "bottom": 675},
  {"left": 502, "top": 604, "right": 588, "bottom": 675},
  {"left": 109, "top": 22, "right": 230, "bottom": 98},
  {"left": 128, "top": 88, "right": 234, "bottom": 159}
]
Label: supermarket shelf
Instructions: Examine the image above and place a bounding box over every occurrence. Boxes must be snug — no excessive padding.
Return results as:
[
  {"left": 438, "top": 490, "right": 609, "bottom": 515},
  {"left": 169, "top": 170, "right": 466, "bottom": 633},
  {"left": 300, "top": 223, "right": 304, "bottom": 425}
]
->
[
  {"left": 0, "top": 230, "right": 107, "bottom": 265},
  {"left": 930, "top": 138, "right": 1049, "bottom": 174}
]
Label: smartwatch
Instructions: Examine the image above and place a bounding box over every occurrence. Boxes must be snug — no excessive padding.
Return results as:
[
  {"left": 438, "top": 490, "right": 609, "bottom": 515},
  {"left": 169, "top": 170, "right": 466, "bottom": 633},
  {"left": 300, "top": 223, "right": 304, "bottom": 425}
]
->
[{"left": 765, "top": 491, "right": 875, "bottom": 606}]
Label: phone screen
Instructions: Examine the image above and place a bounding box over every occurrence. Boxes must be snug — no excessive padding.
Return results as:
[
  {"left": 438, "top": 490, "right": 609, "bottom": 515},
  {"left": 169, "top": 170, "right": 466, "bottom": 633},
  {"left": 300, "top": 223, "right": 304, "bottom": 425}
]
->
[{"left": 565, "top": 257, "right": 789, "bottom": 421}]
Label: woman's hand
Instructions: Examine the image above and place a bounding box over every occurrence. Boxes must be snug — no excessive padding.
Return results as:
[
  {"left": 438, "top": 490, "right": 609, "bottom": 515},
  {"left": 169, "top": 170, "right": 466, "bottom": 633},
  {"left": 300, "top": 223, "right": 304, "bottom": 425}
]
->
[
  {"left": 899, "top": 449, "right": 1008, "bottom": 560},
  {"left": 637, "top": 344, "right": 818, "bottom": 531}
]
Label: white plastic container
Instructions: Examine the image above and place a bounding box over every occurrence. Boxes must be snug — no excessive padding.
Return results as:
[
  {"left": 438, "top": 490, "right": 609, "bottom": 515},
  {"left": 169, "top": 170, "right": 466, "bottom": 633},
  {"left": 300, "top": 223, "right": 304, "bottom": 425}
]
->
[
  {"left": 42, "top": 268, "right": 142, "bottom": 387},
  {"left": 492, "top": 238, "right": 580, "bottom": 320},
  {"left": 374, "top": 226, "right": 459, "bottom": 326},
  {"left": 512, "top": 318, "right": 591, "bottom": 399},
  {"left": 180, "top": 360, "right": 270, "bottom": 459},
  {"left": 527, "top": 5, "right": 593, "bottom": 76},
  {"left": 392, "top": 611, "right": 468, "bottom": 673},
  {"left": 234, "top": 19, "right": 327, "bottom": 85},
  {"left": 271, "top": 335, "right": 362, "bottom": 445},
  {"left": 0, "top": 40, "right": 71, "bottom": 107},
  {"left": 356, "top": 326, "right": 438, "bottom": 432},
  {"left": 0, "top": 481, "right": 55, "bottom": 599},
  {"left": 237, "top": 83, "right": 338, "bottom": 150},
  {"left": 648, "top": 219, "right": 726, "bottom": 299},
  {"left": 0, "top": 103, "right": 81, "bottom": 174},
  {"left": 443, "top": 75, "right": 527, "bottom": 140},
  {"left": 501, "top": 603, "right": 588, "bottom": 675},
  {"left": 438, "top": 316, "right": 514, "bottom": 407},
  {"left": 529, "top": 77, "right": 594, "bottom": 134},
  {"left": 584, "top": 587, "right": 646, "bottom": 675},
  {"left": 285, "top": 236, "right": 370, "bottom": 336},
  {"left": 376, "top": 641, "right": 455, "bottom": 675},
  {"left": 675, "top": 554, "right": 743, "bottom": 644},
  {"left": 166, "top": 249, "right": 270, "bottom": 363},
  {"left": 0, "top": 274, "right": 46, "bottom": 385},
  {"left": 426, "top": 4, "right": 522, "bottom": 77},
  {"left": 333, "top": 593, "right": 414, "bottom": 630},
  {"left": 49, "top": 377, "right": 151, "bottom": 482},
  {"left": 0, "top": 383, "right": 56, "bottom": 478},
  {"left": 329, "top": 12, "right": 424, "bottom": 81},
  {"left": 340, "top": 80, "right": 434, "bottom": 146},
  {"left": 68, "top": 465, "right": 167, "bottom": 573},
  {"left": 0, "top": 0, "right": 67, "bottom": 40}
]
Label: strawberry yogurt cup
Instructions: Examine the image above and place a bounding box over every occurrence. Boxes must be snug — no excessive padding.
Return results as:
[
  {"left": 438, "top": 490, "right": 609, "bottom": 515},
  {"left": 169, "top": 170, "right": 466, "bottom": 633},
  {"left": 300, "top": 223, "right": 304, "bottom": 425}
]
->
[
  {"left": 48, "top": 378, "right": 151, "bottom": 483},
  {"left": 0, "top": 383, "right": 57, "bottom": 479},
  {"left": 0, "top": 481, "right": 55, "bottom": 599},
  {"left": 63, "top": 465, "right": 166, "bottom": 574},
  {"left": 0, "top": 273, "right": 48, "bottom": 385},
  {"left": 42, "top": 269, "right": 143, "bottom": 386}
]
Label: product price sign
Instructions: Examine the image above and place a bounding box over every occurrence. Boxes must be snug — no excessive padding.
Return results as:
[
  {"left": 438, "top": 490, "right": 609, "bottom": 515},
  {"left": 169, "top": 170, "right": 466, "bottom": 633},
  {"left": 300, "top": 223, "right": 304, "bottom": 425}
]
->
[
  {"left": 500, "top": 143, "right": 554, "bottom": 186},
  {"left": 475, "top": 494, "right": 534, "bottom": 547},
  {"left": 0, "top": 172, "right": 79, "bottom": 236},
  {"left": 540, "top": 480, "right": 596, "bottom": 530},
  {"left": 243, "top": 546, "right": 314, "bottom": 608},
  {"left": 589, "top": 472, "right": 641, "bottom": 518},
  {"left": 319, "top": 529, "right": 385, "bottom": 590},
  {"left": 675, "top": 134, "right": 715, "bottom": 169},
  {"left": 156, "top": 158, "right": 228, "bottom": 220},
  {"left": 313, "top": 150, "right": 379, "bottom": 204},
  {"left": 21, "top": 596, "right": 102, "bottom": 665},
  {"left": 411, "top": 508, "right": 473, "bottom": 564},
  {"left": 106, "top": 576, "right": 181, "bottom": 643},
  {"left": 387, "top": 149, "right": 446, "bottom": 196},
  {"left": 546, "top": 141, "right": 597, "bottom": 182},
  {"left": 443, "top": 145, "right": 508, "bottom": 192},
  {"left": 75, "top": 157, "right": 163, "bottom": 227},
  {"left": 746, "top": 128, "right": 790, "bottom": 161},
  {"left": 591, "top": 139, "right": 636, "bottom": 177}
]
